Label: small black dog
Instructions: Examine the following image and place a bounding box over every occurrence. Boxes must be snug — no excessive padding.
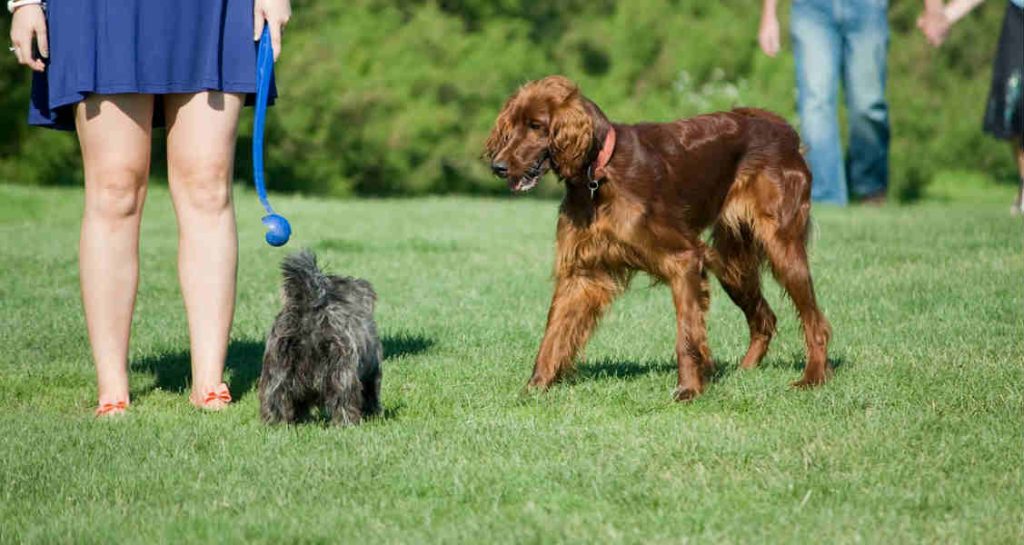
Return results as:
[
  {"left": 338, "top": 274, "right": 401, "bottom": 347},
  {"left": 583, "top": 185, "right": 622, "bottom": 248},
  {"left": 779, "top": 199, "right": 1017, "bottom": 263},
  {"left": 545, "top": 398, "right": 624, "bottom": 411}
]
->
[{"left": 259, "top": 250, "right": 382, "bottom": 426}]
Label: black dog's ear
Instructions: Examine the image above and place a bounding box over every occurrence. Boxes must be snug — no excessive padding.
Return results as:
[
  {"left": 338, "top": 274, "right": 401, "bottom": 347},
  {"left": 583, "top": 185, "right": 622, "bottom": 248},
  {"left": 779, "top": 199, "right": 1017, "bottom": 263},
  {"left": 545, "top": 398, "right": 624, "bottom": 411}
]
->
[
  {"left": 349, "top": 278, "right": 377, "bottom": 313},
  {"left": 280, "top": 249, "right": 329, "bottom": 307},
  {"left": 354, "top": 279, "right": 377, "bottom": 301},
  {"left": 550, "top": 93, "right": 594, "bottom": 179}
]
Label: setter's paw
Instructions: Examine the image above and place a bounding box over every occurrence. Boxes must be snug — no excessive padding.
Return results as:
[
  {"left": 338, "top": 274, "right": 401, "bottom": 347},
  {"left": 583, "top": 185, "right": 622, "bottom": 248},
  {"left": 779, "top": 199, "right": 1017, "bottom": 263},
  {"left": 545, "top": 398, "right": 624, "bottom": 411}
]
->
[
  {"left": 791, "top": 367, "right": 832, "bottom": 389},
  {"left": 672, "top": 385, "right": 703, "bottom": 402},
  {"left": 526, "top": 373, "right": 555, "bottom": 391}
]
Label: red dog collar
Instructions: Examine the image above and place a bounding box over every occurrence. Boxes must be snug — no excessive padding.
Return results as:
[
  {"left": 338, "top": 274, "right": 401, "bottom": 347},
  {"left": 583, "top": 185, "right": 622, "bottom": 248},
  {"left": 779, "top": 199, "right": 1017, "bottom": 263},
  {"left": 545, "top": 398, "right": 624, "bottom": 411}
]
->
[
  {"left": 586, "top": 127, "right": 617, "bottom": 199},
  {"left": 590, "top": 127, "right": 617, "bottom": 182}
]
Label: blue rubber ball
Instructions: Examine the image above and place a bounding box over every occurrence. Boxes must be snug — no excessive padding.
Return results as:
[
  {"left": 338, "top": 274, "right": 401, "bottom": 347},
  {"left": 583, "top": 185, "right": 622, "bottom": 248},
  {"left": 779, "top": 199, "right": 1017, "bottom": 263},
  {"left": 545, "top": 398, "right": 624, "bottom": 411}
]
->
[{"left": 262, "top": 214, "right": 292, "bottom": 247}]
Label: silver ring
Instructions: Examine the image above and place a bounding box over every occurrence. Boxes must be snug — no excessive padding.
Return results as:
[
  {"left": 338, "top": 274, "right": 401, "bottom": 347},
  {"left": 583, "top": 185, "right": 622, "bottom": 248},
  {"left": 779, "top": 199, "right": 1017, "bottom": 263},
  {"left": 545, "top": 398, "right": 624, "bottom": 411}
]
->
[{"left": 8, "top": 46, "right": 16, "bottom": 52}]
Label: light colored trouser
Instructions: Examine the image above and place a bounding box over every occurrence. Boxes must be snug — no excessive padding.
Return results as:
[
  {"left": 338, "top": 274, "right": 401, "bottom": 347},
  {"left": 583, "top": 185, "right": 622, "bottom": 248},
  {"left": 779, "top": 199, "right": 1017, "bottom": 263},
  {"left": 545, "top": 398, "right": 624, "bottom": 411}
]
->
[{"left": 792, "top": 0, "right": 890, "bottom": 205}]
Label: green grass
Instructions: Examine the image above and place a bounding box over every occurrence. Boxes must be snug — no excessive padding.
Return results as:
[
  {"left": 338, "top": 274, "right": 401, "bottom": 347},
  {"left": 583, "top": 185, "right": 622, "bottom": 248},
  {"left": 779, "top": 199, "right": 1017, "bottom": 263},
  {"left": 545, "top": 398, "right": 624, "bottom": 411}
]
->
[{"left": 1, "top": 182, "right": 1021, "bottom": 544}]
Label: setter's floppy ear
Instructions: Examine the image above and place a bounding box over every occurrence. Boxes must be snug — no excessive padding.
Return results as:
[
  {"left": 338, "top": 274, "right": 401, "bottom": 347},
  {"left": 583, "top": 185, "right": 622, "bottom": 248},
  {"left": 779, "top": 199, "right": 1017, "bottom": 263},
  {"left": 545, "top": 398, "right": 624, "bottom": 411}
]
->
[
  {"left": 485, "top": 93, "right": 518, "bottom": 161},
  {"left": 550, "top": 94, "right": 594, "bottom": 179}
]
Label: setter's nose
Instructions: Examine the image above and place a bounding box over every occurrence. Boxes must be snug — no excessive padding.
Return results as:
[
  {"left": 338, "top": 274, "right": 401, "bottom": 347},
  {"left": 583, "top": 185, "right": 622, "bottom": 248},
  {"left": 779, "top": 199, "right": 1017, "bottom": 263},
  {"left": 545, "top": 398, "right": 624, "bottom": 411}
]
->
[{"left": 491, "top": 161, "right": 509, "bottom": 178}]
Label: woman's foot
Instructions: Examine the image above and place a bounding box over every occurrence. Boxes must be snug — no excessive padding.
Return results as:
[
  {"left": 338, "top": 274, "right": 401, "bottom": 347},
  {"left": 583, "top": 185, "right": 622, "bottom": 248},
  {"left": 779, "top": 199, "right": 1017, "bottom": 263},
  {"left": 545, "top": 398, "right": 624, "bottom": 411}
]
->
[
  {"left": 190, "top": 382, "right": 232, "bottom": 411},
  {"left": 95, "top": 398, "right": 130, "bottom": 417}
]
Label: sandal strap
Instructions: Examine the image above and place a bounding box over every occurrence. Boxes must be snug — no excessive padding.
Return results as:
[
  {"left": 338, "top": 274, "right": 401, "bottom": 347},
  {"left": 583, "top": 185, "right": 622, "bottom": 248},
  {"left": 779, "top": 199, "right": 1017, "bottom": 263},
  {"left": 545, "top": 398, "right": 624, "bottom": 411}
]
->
[
  {"left": 95, "top": 400, "right": 128, "bottom": 416},
  {"left": 202, "top": 383, "right": 232, "bottom": 404}
]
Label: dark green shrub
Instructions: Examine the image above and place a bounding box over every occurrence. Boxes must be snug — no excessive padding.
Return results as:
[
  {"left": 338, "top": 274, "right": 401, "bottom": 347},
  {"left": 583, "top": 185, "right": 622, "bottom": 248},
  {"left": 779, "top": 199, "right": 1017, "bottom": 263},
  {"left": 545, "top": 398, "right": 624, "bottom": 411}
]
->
[{"left": 0, "top": 0, "right": 1015, "bottom": 199}]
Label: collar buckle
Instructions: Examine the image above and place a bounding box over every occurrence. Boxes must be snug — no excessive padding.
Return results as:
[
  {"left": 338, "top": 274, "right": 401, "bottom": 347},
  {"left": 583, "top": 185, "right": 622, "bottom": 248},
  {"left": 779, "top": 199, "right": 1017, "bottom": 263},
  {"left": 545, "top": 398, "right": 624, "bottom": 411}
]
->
[{"left": 585, "top": 127, "right": 616, "bottom": 200}]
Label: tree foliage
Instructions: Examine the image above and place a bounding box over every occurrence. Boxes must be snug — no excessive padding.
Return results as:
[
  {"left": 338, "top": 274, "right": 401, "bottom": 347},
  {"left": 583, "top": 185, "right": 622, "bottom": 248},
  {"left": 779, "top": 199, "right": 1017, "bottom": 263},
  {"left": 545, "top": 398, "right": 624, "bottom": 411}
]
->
[{"left": 0, "top": 0, "right": 1012, "bottom": 199}]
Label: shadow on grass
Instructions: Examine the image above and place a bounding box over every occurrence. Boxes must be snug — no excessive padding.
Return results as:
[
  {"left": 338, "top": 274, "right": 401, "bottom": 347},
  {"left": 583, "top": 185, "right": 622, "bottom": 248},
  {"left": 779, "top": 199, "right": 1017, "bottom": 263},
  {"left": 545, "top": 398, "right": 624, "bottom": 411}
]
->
[
  {"left": 577, "top": 358, "right": 734, "bottom": 383},
  {"left": 382, "top": 333, "right": 435, "bottom": 361},
  {"left": 279, "top": 400, "right": 407, "bottom": 427},
  {"left": 575, "top": 353, "right": 846, "bottom": 383},
  {"left": 758, "top": 353, "right": 847, "bottom": 373},
  {"left": 577, "top": 359, "right": 675, "bottom": 381},
  {"left": 132, "top": 334, "right": 434, "bottom": 401}
]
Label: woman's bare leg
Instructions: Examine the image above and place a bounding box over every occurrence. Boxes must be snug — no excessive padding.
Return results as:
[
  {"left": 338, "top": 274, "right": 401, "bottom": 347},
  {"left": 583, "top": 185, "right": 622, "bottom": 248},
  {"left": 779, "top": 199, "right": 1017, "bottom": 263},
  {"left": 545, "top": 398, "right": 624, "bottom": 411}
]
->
[
  {"left": 163, "top": 92, "right": 244, "bottom": 409},
  {"left": 76, "top": 94, "right": 154, "bottom": 414}
]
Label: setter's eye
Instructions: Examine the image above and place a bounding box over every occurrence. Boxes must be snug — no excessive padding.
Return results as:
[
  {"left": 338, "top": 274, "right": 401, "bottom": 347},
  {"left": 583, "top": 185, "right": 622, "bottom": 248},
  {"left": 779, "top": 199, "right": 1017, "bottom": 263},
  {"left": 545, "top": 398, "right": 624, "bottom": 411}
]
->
[{"left": 528, "top": 120, "right": 545, "bottom": 131}]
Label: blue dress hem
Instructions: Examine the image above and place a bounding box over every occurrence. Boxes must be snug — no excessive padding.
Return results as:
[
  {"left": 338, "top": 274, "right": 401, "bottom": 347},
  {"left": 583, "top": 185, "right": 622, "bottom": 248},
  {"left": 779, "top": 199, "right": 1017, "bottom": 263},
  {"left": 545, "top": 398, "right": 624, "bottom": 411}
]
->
[
  {"left": 29, "top": 85, "right": 275, "bottom": 131},
  {"left": 29, "top": 0, "right": 274, "bottom": 131}
]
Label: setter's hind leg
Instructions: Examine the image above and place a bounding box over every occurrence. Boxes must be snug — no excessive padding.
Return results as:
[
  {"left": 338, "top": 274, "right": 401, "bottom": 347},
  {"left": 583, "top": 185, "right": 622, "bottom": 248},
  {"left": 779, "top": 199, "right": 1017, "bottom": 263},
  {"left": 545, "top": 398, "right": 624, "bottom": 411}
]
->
[
  {"left": 753, "top": 170, "right": 832, "bottom": 387},
  {"left": 708, "top": 223, "right": 777, "bottom": 369}
]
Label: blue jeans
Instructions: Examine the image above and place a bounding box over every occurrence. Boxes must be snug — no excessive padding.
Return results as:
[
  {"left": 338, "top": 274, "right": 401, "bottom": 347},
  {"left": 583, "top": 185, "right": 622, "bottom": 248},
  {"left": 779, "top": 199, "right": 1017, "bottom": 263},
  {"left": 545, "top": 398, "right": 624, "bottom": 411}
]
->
[{"left": 791, "top": 0, "right": 890, "bottom": 205}]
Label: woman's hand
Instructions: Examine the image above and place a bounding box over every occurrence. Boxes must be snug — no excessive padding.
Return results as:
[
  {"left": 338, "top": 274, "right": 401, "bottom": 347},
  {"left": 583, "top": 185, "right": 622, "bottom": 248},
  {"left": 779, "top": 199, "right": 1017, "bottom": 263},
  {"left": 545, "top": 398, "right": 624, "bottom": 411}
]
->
[
  {"left": 254, "top": 0, "right": 291, "bottom": 61},
  {"left": 758, "top": 12, "right": 781, "bottom": 57},
  {"left": 917, "top": 9, "right": 951, "bottom": 47},
  {"left": 10, "top": 4, "right": 48, "bottom": 72},
  {"left": 918, "top": 0, "right": 986, "bottom": 48}
]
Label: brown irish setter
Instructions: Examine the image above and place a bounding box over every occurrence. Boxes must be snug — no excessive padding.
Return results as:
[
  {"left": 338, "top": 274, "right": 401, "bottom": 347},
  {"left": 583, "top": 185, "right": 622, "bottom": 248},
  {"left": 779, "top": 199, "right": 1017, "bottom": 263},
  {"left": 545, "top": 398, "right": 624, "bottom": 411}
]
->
[{"left": 485, "top": 76, "right": 832, "bottom": 401}]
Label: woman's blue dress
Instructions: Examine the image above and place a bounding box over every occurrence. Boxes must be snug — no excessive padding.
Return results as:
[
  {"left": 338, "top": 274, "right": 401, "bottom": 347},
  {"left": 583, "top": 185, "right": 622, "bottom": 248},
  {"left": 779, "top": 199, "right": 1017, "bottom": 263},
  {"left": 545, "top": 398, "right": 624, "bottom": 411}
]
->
[{"left": 29, "top": 0, "right": 275, "bottom": 130}]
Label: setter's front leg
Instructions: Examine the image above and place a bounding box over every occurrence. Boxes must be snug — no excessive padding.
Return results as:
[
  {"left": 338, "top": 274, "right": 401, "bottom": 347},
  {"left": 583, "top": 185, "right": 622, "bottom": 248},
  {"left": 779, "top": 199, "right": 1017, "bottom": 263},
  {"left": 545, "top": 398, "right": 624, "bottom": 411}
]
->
[
  {"left": 528, "top": 271, "right": 620, "bottom": 389},
  {"left": 666, "top": 251, "right": 713, "bottom": 401}
]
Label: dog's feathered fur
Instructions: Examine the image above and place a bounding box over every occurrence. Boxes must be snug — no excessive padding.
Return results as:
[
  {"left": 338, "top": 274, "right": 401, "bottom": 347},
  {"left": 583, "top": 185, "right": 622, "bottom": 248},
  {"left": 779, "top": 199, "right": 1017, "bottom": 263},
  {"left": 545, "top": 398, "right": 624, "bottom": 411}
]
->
[
  {"left": 485, "top": 76, "right": 831, "bottom": 400},
  {"left": 259, "top": 250, "right": 382, "bottom": 425}
]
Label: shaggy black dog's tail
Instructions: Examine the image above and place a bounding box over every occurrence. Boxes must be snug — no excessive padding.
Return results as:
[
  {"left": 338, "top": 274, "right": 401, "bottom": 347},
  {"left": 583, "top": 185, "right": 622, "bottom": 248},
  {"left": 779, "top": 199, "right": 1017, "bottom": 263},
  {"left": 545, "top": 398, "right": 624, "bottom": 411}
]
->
[{"left": 281, "top": 250, "right": 330, "bottom": 308}]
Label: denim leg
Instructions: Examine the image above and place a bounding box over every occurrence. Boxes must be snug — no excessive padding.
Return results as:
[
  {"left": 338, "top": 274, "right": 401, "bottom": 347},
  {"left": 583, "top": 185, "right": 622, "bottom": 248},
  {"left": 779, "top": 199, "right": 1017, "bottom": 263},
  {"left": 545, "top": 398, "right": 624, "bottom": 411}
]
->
[
  {"left": 792, "top": 1, "right": 848, "bottom": 205},
  {"left": 842, "top": 0, "right": 890, "bottom": 198}
]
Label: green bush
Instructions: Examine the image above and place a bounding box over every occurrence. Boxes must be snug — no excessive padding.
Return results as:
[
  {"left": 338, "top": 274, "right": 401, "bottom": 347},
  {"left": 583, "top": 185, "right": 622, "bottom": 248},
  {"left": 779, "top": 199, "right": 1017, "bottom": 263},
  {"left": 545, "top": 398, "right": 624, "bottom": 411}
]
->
[{"left": 0, "top": 0, "right": 1015, "bottom": 199}]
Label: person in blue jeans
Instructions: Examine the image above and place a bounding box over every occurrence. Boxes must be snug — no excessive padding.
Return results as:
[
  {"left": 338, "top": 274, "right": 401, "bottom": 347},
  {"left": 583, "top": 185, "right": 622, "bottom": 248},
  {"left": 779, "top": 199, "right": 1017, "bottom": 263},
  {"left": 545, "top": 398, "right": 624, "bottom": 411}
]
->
[{"left": 759, "top": 0, "right": 891, "bottom": 205}]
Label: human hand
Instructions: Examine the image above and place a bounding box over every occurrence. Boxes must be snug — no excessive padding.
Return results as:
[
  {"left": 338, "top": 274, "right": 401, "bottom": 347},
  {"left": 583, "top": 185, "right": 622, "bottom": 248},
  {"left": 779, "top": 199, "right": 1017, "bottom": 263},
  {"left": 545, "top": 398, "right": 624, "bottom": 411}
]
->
[
  {"left": 758, "top": 13, "right": 781, "bottom": 57},
  {"left": 9, "top": 4, "right": 47, "bottom": 72},
  {"left": 254, "top": 0, "right": 291, "bottom": 61},
  {"left": 917, "top": 8, "right": 952, "bottom": 47}
]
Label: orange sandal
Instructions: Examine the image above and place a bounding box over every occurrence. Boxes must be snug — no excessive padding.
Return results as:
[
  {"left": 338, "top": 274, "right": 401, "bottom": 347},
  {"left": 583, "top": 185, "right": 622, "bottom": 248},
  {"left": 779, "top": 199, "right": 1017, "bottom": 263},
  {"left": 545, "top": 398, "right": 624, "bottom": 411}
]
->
[
  {"left": 95, "top": 400, "right": 129, "bottom": 417},
  {"left": 193, "top": 383, "right": 232, "bottom": 410}
]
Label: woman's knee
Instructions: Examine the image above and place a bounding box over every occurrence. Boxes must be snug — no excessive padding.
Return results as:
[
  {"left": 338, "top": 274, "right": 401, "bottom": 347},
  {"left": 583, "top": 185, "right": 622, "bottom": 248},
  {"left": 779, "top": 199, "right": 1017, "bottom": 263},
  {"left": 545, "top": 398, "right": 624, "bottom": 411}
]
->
[
  {"left": 85, "top": 165, "right": 147, "bottom": 220},
  {"left": 172, "top": 156, "right": 233, "bottom": 214}
]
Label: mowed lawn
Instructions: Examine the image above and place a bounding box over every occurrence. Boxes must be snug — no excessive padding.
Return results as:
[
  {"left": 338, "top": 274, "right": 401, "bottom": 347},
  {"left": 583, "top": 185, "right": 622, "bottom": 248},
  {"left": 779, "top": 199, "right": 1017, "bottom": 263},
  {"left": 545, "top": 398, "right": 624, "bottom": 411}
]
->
[{"left": 0, "top": 182, "right": 1021, "bottom": 544}]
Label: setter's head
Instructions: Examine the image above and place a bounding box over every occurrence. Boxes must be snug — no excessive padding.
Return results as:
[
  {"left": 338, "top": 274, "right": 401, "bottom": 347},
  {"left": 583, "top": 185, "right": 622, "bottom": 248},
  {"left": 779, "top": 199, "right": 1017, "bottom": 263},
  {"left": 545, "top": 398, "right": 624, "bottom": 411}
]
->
[{"left": 484, "top": 76, "right": 598, "bottom": 192}]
